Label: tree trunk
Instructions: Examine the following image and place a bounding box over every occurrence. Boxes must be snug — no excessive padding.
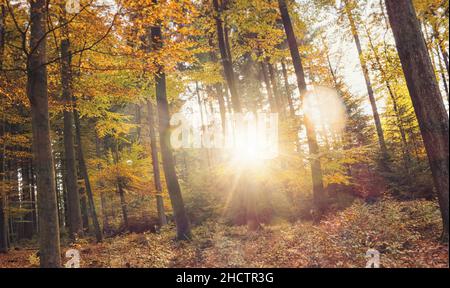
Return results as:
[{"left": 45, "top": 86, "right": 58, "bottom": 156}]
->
[
  {"left": 277, "top": 0, "right": 327, "bottom": 214},
  {"left": 208, "top": 44, "right": 227, "bottom": 134},
  {"left": 260, "top": 62, "right": 276, "bottom": 112},
  {"left": 281, "top": 59, "right": 296, "bottom": 117},
  {"left": 213, "top": 0, "right": 241, "bottom": 112},
  {"left": 0, "top": 3, "right": 8, "bottom": 253},
  {"left": 0, "top": 3, "right": 5, "bottom": 69},
  {"left": 61, "top": 31, "right": 83, "bottom": 240},
  {"left": 95, "top": 135, "right": 110, "bottom": 235},
  {"left": 79, "top": 187, "right": 90, "bottom": 232},
  {"left": 151, "top": 20, "right": 191, "bottom": 240},
  {"left": 364, "top": 24, "right": 412, "bottom": 169},
  {"left": 28, "top": 0, "right": 61, "bottom": 267},
  {"left": 22, "top": 161, "right": 35, "bottom": 239},
  {"left": 73, "top": 104, "right": 103, "bottom": 242},
  {"left": 111, "top": 140, "right": 129, "bottom": 230},
  {"left": 385, "top": 0, "right": 449, "bottom": 242},
  {"left": 267, "top": 61, "right": 283, "bottom": 116},
  {"left": 147, "top": 100, "right": 167, "bottom": 227},
  {"left": 431, "top": 22, "right": 449, "bottom": 77},
  {"left": 344, "top": 0, "right": 388, "bottom": 159}
]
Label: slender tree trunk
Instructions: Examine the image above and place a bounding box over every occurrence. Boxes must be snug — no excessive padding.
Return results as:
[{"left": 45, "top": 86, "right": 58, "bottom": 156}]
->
[
  {"left": 73, "top": 105, "right": 103, "bottom": 242},
  {"left": 117, "top": 180, "right": 129, "bottom": 229},
  {"left": 60, "top": 27, "right": 83, "bottom": 239},
  {"left": 22, "top": 162, "right": 34, "bottom": 239},
  {"left": 267, "top": 61, "right": 283, "bottom": 115},
  {"left": 28, "top": 0, "right": 61, "bottom": 267},
  {"left": 147, "top": 100, "right": 167, "bottom": 227},
  {"left": 385, "top": 0, "right": 449, "bottom": 242},
  {"left": 111, "top": 140, "right": 129, "bottom": 230},
  {"left": 344, "top": 0, "right": 388, "bottom": 159},
  {"left": 208, "top": 45, "right": 227, "bottom": 134},
  {"left": 95, "top": 135, "right": 109, "bottom": 234},
  {"left": 151, "top": 19, "right": 191, "bottom": 240},
  {"left": 30, "top": 164, "right": 37, "bottom": 234},
  {"left": 281, "top": 60, "right": 296, "bottom": 117},
  {"left": 0, "top": 3, "right": 8, "bottom": 254},
  {"left": 278, "top": 0, "right": 327, "bottom": 215},
  {"left": 364, "top": 25, "right": 412, "bottom": 169},
  {"left": 0, "top": 4, "right": 5, "bottom": 70},
  {"left": 0, "top": 134, "right": 7, "bottom": 252},
  {"left": 431, "top": 22, "right": 449, "bottom": 77},
  {"left": 79, "top": 187, "right": 90, "bottom": 232},
  {"left": 435, "top": 43, "right": 449, "bottom": 103},
  {"left": 260, "top": 62, "right": 276, "bottom": 112},
  {"left": 213, "top": 0, "right": 241, "bottom": 112}
]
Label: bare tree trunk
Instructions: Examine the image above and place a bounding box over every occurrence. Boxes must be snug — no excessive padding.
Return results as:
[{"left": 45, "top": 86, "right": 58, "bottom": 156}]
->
[
  {"left": 95, "top": 135, "right": 109, "bottom": 234},
  {"left": 0, "top": 3, "right": 8, "bottom": 254},
  {"left": 344, "top": 0, "right": 388, "bottom": 160},
  {"left": 79, "top": 187, "right": 90, "bottom": 232},
  {"left": 22, "top": 161, "right": 34, "bottom": 239},
  {"left": 60, "top": 27, "right": 83, "bottom": 240},
  {"left": 213, "top": 0, "right": 241, "bottom": 112},
  {"left": 278, "top": 0, "right": 327, "bottom": 215},
  {"left": 385, "top": 0, "right": 449, "bottom": 242},
  {"left": 147, "top": 100, "right": 167, "bottom": 227},
  {"left": 73, "top": 104, "right": 103, "bottom": 242},
  {"left": 151, "top": 18, "right": 191, "bottom": 240},
  {"left": 0, "top": 4, "right": 5, "bottom": 70},
  {"left": 111, "top": 140, "right": 129, "bottom": 230},
  {"left": 28, "top": 0, "right": 61, "bottom": 267},
  {"left": 430, "top": 22, "right": 449, "bottom": 77}
]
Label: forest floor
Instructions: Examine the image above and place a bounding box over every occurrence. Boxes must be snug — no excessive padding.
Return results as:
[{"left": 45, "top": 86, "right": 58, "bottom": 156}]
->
[{"left": 1, "top": 199, "right": 448, "bottom": 268}]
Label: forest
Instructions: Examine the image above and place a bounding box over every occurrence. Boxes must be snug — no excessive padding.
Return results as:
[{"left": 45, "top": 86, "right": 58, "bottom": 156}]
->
[{"left": 0, "top": 0, "right": 448, "bottom": 269}]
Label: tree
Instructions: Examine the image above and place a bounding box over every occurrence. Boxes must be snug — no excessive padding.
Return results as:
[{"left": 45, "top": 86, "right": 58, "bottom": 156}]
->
[
  {"left": 385, "top": 0, "right": 449, "bottom": 241},
  {"left": 212, "top": 0, "right": 242, "bottom": 113},
  {"left": 28, "top": 0, "right": 61, "bottom": 267},
  {"left": 146, "top": 100, "right": 167, "bottom": 227},
  {"left": 73, "top": 104, "right": 103, "bottom": 242},
  {"left": 277, "top": 0, "right": 327, "bottom": 215},
  {"left": 0, "top": 2, "right": 8, "bottom": 254},
  {"left": 342, "top": 0, "right": 388, "bottom": 161},
  {"left": 60, "top": 11, "right": 83, "bottom": 240},
  {"left": 150, "top": 4, "right": 191, "bottom": 240}
]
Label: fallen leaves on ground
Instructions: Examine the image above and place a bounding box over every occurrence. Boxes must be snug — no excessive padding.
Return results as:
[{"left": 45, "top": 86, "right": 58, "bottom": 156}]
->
[{"left": 0, "top": 199, "right": 447, "bottom": 268}]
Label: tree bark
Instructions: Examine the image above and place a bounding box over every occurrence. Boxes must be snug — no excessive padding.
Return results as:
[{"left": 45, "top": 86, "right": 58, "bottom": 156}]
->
[
  {"left": 151, "top": 20, "right": 191, "bottom": 240},
  {"left": 0, "top": 4, "right": 5, "bottom": 70},
  {"left": 28, "top": 0, "right": 61, "bottom": 267},
  {"left": 60, "top": 31, "right": 83, "bottom": 240},
  {"left": 147, "top": 100, "right": 167, "bottom": 227},
  {"left": 22, "top": 161, "right": 35, "bottom": 239},
  {"left": 0, "top": 3, "right": 8, "bottom": 254},
  {"left": 385, "top": 0, "right": 449, "bottom": 241},
  {"left": 73, "top": 107, "right": 103, "bottom": 242},
  {"left": 344, "top": 0, "right": 388, "bottom": 159},
  {"left": 277, "top": 0, "right": 327, "bottom": 214}
]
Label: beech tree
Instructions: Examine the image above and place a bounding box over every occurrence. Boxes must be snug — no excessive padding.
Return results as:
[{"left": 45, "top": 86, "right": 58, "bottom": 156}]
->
[{"left": 385, "top": 0, "right": 449, "bottom": 241}]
